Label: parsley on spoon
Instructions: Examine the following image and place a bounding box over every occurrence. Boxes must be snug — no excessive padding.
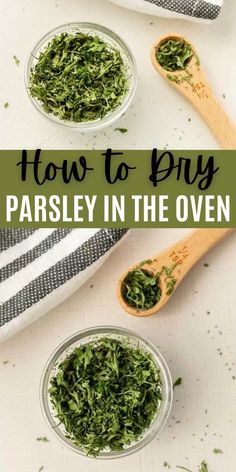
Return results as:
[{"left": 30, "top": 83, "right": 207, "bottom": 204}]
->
[
  {"left": 151, "top": 33, "right": 236, "bottom": 149},
  {"left": 118, "top": 228, "right": 232, "bottom": 317}
]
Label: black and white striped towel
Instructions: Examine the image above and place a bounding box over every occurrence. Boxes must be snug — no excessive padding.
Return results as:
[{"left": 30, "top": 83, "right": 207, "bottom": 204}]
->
[
  {"left": 0, "top": 228, "right": 128, "bottom": 343},
  {"left": 108, "top": 0, "right": 223, "bottom": 21}
]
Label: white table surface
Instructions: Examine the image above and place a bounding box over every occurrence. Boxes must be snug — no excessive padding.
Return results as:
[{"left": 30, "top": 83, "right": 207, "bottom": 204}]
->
[
  {"left": 0, "top": 1, "right": 236, "bottom": 472},
  {"left": 0, "top": 0, "right": 236, "bottom": 149},
  {"left": 0, "top": 228, "right": 236, "bottom": 472}
]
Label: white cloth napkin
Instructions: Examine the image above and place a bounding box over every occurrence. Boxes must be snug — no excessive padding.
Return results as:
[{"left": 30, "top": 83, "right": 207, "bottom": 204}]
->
[
  {"left": 0, "top": 228, "right": 128, "bottom": 342},
  {"left": 108, "top": 0, "right": 223, "bottom": 22}
]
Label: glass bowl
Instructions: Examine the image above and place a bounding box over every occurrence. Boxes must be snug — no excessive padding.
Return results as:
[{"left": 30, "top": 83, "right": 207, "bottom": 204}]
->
[
  {"left": 40, "top": 326, "right": 173, "bottom": 459},
  {"left": 25, "top": 22, "right": 137, "bottom": 131}
]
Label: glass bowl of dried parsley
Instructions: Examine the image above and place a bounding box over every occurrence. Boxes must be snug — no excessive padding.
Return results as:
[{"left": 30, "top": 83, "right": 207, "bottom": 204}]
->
[
  {"left": 40, "top": 326, "right": 172, "bottom": 459},
  {"left": 25, "top": 22, "right": 137, "bottom": 131}
]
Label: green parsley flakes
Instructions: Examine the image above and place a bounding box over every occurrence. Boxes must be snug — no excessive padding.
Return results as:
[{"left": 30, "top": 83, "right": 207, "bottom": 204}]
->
[
  {"left": 115, "top": 127, "right": 128, "bottom": 133},
  {"left": 122, "top": 263, "right": 177, "bottom": 311},
  {"left": 36, "top": 436, "right": 49, "bottom": 442},
  {"left": 156, "top": 39, "right": 193, "bottom": 72},
  {"left": 213, "top": 448, "right": 223, "bottom": 454},
  {"left": 122, "top": 268, "right": 161, "bottom": 311},
  {"left": 29, "top": 32, "right": 129, "bottom": 123},
  {"left": 198, "top": 461, "right": 209, "bottom": 472},
  {"left": 177, "top": 461, "right": 210, "bottom": 472},
  {"left": 49, "top": 337, "right": 162, "bottom": 456},
  {"left": 173, "top": 377, "right": 182, "bottom": 389},
  {"left": 13, "top": 55, "right": 20, "bottom": 65}
]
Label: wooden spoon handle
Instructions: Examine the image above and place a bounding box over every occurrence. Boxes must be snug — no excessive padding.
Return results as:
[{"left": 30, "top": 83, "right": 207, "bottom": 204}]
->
[
  {"left": 183, "top": 69, "right": 236, "bottom": 149},
  {"left": 142, "top": 228, "right": 233, "bottom": 286},
  {"left": 168, "top": 228, "right": 232, "bottom": 274}
]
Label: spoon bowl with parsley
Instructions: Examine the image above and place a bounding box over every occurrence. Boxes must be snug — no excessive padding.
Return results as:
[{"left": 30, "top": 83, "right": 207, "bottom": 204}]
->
[
  {"left": 25, "top": 23, "right": 137, "bottom": 131},
  {"left": 151, "top": 33, "right": 196, "bottom": 76},
  {"left": 151, "top": 33, "right": 236, "bottom": 149},
  {"left": 40, "top": 326, "right": 172, "bottom": 458}
]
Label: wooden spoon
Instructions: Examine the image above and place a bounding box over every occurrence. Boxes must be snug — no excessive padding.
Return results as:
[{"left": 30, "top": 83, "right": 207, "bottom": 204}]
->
[
  {"left": 151, "top": 34, "right": 236, "bottom": 149},
  {"left": 117, "top": 228, "right": 233, "bottom": 317}
]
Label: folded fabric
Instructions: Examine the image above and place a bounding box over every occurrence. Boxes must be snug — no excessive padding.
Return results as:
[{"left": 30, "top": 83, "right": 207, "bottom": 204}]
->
[
  {"left": 108, "top": 0, "right": 223, "bottom": 22},
  {"left": 0, "top": 228, "right": 128, "bottom": 343}
]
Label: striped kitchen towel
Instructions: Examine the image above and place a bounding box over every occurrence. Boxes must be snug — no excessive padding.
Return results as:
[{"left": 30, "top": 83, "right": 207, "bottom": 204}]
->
[
  {"left": 0, "top": 228, "right": 129, "bottom": 343},
  {"left": 108, "top": 0, "right": 223, "bottom": 21}
]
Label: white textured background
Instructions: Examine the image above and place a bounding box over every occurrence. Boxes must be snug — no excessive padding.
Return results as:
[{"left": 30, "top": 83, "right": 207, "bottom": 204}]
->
[
  {"left": 0, "top": 228, "right": 236, "bottom": 472},
  {"left": 0, "top": 1, "right": 236, "bottom": 471},
  {"left": 0, "top": 0, "right": 236, "bottom": 149}
]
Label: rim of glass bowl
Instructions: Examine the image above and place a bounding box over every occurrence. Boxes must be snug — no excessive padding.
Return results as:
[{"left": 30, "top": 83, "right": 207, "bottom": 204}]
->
[
  {"left": 40, "top": 325, "right": 173, "bottom": 460},
  {"left": 25, "top": 22, "right": 137, "bottom": 131}
]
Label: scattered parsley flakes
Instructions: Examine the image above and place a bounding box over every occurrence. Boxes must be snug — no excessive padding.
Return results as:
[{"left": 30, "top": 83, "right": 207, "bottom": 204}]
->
[
  {"left": 203, "top": 263, "right": 209, "bottom": 267},
  {"left": 37, "top": 437, "right": 49, "bottom": 442},
  {"left": 141, "top": 259, "right": 153, "bottom": 266},
  {"left": 167, "top": 73, "right": 181, "bottom": 84},
  {"left": 115, "top": 128, "right": 128, "bottom": 133},
  {"left": 173, "top": 377, "right": 182, "bottom": 389},
  {"left": 164, "top": 461, "right": 171, "bottom": 469},
  {"left": 167, "top": 69, "right": 194, "bottom": 87},
  {"left": 213, "top": 448, "right": 223, "bottom": 454},
  {"left": 176, "top": 461, "right": 209, "bottom": 472},
  {"left": 13, "top": 55, "right": 20, "bottom": 65},
  {"left": 49, "top": 337, "right": 162, "bottom": 456},
  {"left": 163, "top": 264, "right": 177, "bottom": 295},
  {"left": 4, "top": 102, "right": 9, "bottom": 108},
  {"left": 222, "top": 94, "right": 226, "bottom": 99},
  {"left": 38, "top": 467, "right": 44, "bottom": 472},
  {"left": 198, "top": 461, "right": 208, "bottom": 472}
]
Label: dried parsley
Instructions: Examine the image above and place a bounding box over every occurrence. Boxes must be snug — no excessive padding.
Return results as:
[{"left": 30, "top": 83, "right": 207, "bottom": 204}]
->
[
  {"left": 29, "top": 32, "right": 129, "bottom": 123},
  {"left": 173, "top": 377, "right": 182, "bottom": 389},
  {"left": 122, "top": 268, "right": 161, "bottom": 310},
  {"left": 156, "top": 39, "right": 193, "bottom": 72},
  {"left": 164, "top": 461, "right": 171, "bottom": 469},
  {"left": 213, "top": 448, "right": 223, "bottom": 454},
  {"left": 37, "top": 437, "right": 49, "bottom": 442},
  {"left": 49, "top": 337, "right": 162, "bottom": 456},
  {"left": 198, "top": 461, "right": 208, "bottom": 472},
  {"left": 167, "top": 70, "right": 193, "bottom": 86},
  {"left": 163, "top": 265, "right": 177, "bottom": 295},
  {"left": 115, "top": 127, "right": 128, "bottom": 133},
  {"left": 122, "top": 263, "right": 177, "bottom": 311},
  {"left": 13, "top": 55, "right": 20, "bottom": 65},
  {"left": 177, "top": 460, "right": 209, "bottom": 472},
  {"left": 4, "top": 102, "right": 9, "bottom": 109}
]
